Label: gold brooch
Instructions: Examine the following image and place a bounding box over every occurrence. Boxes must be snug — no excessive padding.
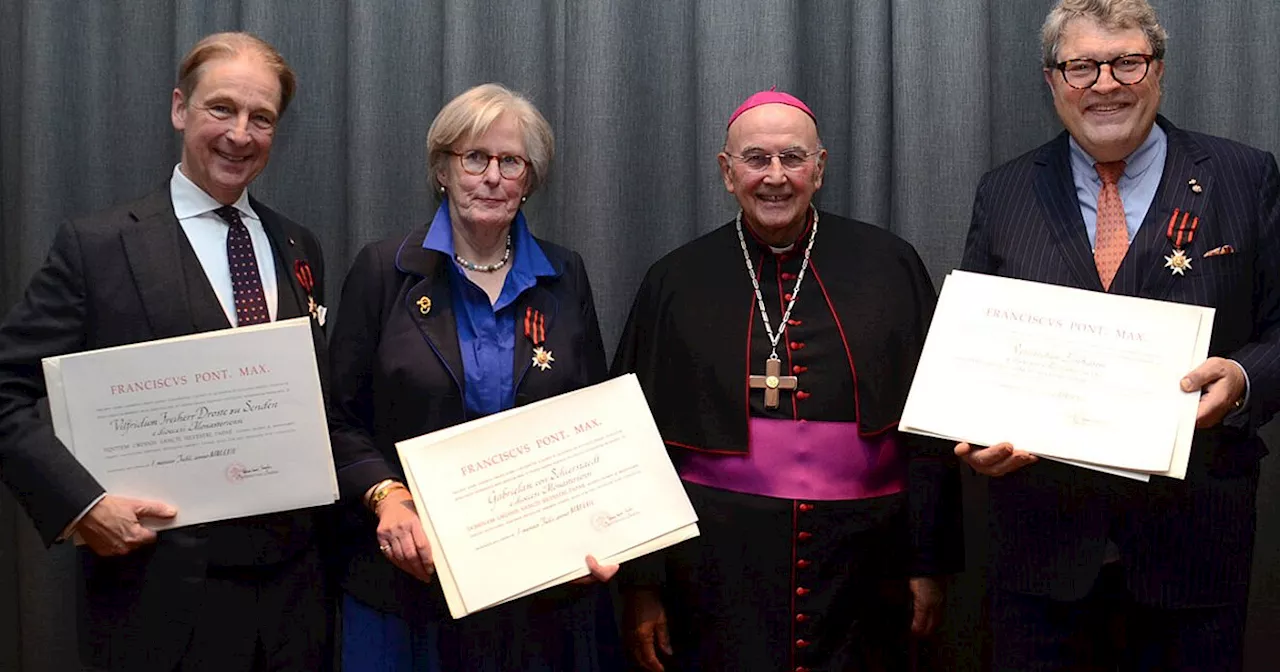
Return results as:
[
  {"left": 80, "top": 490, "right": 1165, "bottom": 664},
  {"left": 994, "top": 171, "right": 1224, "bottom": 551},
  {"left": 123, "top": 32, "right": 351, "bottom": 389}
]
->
[{"left": 531, "top": 346, "right": 555, "bottom": 371}]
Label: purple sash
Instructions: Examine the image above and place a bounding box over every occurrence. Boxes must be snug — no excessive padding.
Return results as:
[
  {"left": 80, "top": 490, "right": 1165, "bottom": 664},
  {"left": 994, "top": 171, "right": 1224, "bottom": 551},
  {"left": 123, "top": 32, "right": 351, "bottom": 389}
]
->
[{"left": 673, "top": 418, "right": 906, "bottom": 501}]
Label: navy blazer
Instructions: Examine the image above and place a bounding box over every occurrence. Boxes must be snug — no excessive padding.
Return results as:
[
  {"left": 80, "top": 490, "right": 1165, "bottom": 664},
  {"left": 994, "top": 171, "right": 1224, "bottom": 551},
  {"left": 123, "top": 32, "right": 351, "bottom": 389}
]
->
[
  {"left": 0, "top": 185, "right": 329, "bottom": 669},
  {"left": 327, "top": 223, "right": 607, "bottom": 618},
  {"left": 962, "top": 117, "right": 1280, "bottom": 607}
]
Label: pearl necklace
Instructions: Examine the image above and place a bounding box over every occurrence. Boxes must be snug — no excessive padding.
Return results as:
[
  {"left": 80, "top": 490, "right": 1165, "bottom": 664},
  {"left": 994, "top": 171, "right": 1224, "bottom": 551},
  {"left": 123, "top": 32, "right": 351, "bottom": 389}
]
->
[{"left": 454, "top": 235, "right": 512, "bottom": 273}]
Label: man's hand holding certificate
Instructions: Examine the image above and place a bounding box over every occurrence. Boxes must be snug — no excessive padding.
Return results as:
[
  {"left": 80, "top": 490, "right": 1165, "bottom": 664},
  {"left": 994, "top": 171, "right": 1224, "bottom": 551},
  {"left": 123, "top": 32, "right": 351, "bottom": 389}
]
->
[
  {"left": 901, "top": 271, "right": 1215, "bottom": 480},
  {"left": 43, "top": 318, "right": 338, "bottom": 531},
  {"left": 395, "top": 374, "right": 699, "bottom": 618}
]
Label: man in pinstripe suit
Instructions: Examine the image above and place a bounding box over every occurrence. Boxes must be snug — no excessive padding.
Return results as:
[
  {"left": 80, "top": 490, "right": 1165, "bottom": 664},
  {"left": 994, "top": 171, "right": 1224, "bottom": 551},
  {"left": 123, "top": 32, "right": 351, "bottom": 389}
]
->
[{"left": 957, "top": 0, "right": 1280, "bottom": 669}]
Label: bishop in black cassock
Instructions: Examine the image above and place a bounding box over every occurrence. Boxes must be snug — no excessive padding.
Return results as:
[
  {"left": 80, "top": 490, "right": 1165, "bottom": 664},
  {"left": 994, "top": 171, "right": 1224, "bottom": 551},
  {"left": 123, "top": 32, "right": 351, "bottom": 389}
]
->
[{"left": 612, "top": 90, "right": 963, "bottom": 672}]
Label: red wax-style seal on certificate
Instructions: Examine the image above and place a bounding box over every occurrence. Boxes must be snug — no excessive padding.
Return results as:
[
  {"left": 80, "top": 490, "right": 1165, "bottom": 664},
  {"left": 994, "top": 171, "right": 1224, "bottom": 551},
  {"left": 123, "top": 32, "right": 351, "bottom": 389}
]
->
[{"left": 226, "top": 463, "right": 247, "bottom": 482}]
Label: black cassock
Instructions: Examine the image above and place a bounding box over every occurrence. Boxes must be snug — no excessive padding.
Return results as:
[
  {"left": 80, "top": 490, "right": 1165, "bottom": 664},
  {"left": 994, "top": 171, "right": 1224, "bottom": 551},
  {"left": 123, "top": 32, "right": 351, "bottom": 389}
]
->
[{"left": 613, "top": 212, "right": 963, "bottom": 672}]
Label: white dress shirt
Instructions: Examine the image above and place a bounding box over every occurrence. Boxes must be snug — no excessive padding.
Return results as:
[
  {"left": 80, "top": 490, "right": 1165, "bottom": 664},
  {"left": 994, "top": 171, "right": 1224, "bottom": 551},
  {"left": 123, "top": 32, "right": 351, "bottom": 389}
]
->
[{"left": 170, "top": 164, "right": 279, "bottom": 324}]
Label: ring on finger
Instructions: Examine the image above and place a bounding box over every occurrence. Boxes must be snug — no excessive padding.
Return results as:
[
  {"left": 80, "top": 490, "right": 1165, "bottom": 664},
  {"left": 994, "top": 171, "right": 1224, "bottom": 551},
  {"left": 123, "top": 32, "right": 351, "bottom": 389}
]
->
[{"left": 379, "top": 544, "right": 391, "bottom": 553}]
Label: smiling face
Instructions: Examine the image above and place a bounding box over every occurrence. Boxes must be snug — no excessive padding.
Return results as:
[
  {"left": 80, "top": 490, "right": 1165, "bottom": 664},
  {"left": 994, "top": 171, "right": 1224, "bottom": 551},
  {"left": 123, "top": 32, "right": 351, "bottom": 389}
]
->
[
  {"left": 437, "top": 111, "right": 529, "bottom": 234},
  {"left": 718, "top": 103, "right": 826, "bottom": 246},
  {"left": 1046, "top": 16, "right": 1163, "bottom": 163},
  {"left": 171, "top": 53, "right": 281, "bottom": 205}
]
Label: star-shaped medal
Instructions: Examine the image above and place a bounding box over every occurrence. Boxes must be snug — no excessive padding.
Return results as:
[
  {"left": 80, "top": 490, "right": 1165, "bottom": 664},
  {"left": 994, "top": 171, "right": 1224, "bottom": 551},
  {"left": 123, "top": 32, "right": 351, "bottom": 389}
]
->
[
  {"left": 1163, "top": 248, "right": 1192, "bottom": 276},
  {"left": 531, "top": 346, "right": 555, "bottom": 371}
]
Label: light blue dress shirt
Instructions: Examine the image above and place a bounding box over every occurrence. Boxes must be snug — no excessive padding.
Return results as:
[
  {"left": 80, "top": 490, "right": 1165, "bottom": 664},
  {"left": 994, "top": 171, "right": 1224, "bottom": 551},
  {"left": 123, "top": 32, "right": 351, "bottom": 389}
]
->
[{"left": 1069, "top": 124, "right": 1167, "bottom": 249}]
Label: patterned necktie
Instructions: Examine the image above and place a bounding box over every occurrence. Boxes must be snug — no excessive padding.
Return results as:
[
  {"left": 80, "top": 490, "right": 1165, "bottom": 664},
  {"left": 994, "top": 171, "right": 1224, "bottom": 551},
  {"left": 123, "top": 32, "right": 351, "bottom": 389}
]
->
[
  {"left": 213, "top": 205, "right": 270, "bottom": 326},
  {"left": 1093, "top": 160, "right": 1128, "bottom": 291}
]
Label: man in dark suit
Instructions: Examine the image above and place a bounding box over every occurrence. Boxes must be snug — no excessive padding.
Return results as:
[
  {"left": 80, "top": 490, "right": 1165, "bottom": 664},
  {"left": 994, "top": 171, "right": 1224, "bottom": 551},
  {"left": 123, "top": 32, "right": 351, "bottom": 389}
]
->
[
  {"left": 0, "top": 33, "right": 330, "bottom": 671},
  {"left": 958, "top": 0, "right": 1280, "bottom": 669}
]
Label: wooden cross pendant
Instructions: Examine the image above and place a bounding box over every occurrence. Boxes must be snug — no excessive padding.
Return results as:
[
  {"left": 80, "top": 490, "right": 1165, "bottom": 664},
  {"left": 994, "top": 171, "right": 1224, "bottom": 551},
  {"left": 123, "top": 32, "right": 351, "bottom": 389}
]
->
[{"left": 748, "top": 357, "right": 799, "bottom": 409}]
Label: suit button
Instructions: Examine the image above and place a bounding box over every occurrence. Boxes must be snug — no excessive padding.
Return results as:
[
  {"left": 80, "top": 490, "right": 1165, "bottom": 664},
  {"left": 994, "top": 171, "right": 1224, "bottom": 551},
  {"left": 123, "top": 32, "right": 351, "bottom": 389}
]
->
[
  {"left": 796, "top": 639, "right": 810, "bottom": 648},
  {"left": 797, "top": 531, "right": 812, "bottom": 541},
  {"left": 797, "top": 559, "right": 811, "bottom": 569},
  {"left": 798, "top": 503, "right": 814, "bottom": 512},
  {"left": 796, "top": 587, "right": 810, "bottom": 596},
  {"left": 795, "top": 613, "right": 809, "bottom": 623}
]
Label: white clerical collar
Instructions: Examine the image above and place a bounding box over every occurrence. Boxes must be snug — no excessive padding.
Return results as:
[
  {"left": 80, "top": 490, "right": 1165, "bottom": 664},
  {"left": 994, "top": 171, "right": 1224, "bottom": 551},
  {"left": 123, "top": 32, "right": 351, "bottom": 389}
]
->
[{"left": 169, "top": 164, "right": 259, "bottom": 221}]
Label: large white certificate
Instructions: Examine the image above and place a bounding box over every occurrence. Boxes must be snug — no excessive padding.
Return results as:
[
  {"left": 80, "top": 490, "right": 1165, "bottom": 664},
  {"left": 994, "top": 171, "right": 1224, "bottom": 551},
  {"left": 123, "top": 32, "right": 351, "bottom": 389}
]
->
[
  {"left": 43, "top": 318, "right": 338, "bottom": 528},
  {"left": 396, "top": 374, "right": 700, "bottom": 619},
  {"left": 900, "top": 271, "right": 1214, "bottom": 480}
]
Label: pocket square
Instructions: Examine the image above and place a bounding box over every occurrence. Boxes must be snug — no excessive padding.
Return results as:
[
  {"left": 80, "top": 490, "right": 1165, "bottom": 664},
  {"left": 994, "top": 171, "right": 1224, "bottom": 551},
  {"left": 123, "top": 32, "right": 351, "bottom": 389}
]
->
[{"left": 1203, "top": 245, "right": 1235, "bottom": 258}]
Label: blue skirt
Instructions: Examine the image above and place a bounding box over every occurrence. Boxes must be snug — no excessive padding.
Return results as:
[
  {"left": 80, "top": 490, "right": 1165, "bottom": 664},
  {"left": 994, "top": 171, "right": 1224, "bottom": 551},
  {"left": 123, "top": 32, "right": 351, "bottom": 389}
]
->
[{"left": 342, "top": 585, "right": 623, "bottom": 672}]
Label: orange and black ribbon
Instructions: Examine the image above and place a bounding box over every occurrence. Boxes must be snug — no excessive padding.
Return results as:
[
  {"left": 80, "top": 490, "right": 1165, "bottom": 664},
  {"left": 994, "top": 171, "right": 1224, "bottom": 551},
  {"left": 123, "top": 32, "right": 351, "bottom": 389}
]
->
[
  {"left": 294, "top": 259, "right": 316, "bottom": 293},
  {"left": 1165, "top": 208, "right": 1200, "bottom": 249},
  {"left": 523, "top": 307, "right": 546, "bottom": 346}
]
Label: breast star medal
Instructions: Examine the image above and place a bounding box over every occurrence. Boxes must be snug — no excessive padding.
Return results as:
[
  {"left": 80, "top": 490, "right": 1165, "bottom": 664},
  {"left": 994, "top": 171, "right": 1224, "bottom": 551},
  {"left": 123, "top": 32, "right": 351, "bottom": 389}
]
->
[
  {"left": 1163, "top": 208, "right": 1200, "bottom": 277},
  {"left": 525, "top": 307, "right": 554, "bottom": 372},
  {"left": 531, "top": 346, "right": 555, "bottom": 371},
  {"left": 1163, "top": 248, "right": 1192, "bottom": 276}
]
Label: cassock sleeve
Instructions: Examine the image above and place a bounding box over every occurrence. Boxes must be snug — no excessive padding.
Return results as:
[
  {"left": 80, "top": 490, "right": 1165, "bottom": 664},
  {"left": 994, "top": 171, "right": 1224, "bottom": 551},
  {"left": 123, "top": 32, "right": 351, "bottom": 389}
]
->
[
  {"left": 0, "top": 221, "right": 106, "bottom": 545},
  {"left": 610, "top": 269, "right": 672, "bottom": 588},
  {"left": 901, "top": 250, "right": 965, "bottom": 576}
]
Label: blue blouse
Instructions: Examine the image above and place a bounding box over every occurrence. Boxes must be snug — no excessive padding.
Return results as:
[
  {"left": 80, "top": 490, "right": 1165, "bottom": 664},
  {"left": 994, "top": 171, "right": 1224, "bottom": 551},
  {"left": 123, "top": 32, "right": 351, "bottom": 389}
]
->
[{"left": 422, "top": 201, "right": 557, "bottom": 417}]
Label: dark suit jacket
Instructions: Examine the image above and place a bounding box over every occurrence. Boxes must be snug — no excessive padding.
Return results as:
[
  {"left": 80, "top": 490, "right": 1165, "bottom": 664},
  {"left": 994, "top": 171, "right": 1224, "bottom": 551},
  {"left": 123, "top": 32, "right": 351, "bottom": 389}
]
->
[
  {"left": 0, "top": 185, "right": 329, "bottom": 669},
  {"left": 962, "top": 117, "right": 1280, "bottom": 607},
  {"left": 327, "top": 224, "right": 607, "bottom": 619}
]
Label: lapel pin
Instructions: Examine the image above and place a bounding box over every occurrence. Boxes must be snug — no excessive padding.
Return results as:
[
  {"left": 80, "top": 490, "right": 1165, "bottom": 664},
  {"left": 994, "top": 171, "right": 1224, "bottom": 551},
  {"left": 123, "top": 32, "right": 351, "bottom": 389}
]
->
[
  {"left": 417, "top": 296, "right": 432, "bottom": 315},
  {"left": 1188, "top": 178, "right": 1203, "bottom": 194},
  {"left": 288, "top": 237, "right": 296, "bottom": 246}
]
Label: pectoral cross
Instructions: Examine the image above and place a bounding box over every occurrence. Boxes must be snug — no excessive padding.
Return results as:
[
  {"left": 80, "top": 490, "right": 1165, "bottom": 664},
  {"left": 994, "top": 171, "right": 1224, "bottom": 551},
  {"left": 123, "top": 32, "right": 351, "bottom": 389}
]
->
[{"left": 748, "top": 357, "right": 798, "bottom": 409}]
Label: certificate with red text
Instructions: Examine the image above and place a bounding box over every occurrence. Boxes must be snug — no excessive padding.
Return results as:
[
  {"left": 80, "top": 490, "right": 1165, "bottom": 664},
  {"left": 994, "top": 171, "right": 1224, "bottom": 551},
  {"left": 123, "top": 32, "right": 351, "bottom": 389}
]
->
[
  {"left": 396, "top": 374, "right": 700, "bottom": 618},
  {"left": 900, "top": 271, "right": 1214, "bottom": 481},
  {"left": 42, "top": 318, "right": 338, "bottom": 528}
]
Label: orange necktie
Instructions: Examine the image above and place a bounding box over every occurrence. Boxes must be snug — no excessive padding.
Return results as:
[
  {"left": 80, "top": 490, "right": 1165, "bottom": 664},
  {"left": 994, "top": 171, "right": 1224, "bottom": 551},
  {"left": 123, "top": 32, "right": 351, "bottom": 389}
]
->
[{"left": 1093, "top": 160, "right": 1128, "bottom": 291}]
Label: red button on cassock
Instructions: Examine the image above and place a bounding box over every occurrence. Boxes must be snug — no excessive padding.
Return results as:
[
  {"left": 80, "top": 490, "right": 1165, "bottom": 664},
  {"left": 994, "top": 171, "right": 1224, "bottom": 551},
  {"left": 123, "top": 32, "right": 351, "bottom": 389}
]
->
[
  {"left": 787, "top": 318, "right": 803, "bottom": 326},
  {"left": 781, "top": 272, "right": 796, "bottom": 281},
  {"left": 798, "top": 503, "right": 814, "bottom": 512},
  {"left": 796, "top": 667, "right": 811, "bottom": 672},
  {"left": 796, "top": 639, "right": 810, "bottom": 648},
  {"left": 789, "top": 341, "right": 805, "bottom": 351},
  {"left": 796, "top": 587, "right": 810, "bottom": 596},
  {"left": 797, "top": 531, "right": 812, "bottom": 541},
  {"left": 797, "top": 559, "right": 811, "bottom": 569},
  {"left": 784, "top": 293, "right": 794, "bottom": 301},
  {"left": 796, "top": 390, "right": 811, "bottom": 400},
  {"left": 792, "top": 365, "right": 808, "bottom": 374},
  {"left": 795, "top": 613, "right": 809, "bottom": 623}
]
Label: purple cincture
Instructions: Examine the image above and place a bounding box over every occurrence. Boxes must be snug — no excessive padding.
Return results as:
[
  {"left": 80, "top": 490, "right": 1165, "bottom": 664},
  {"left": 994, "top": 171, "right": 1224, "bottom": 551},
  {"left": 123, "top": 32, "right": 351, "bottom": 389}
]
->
[{"left": 673, "top": 418, "right": 906, "bottom": 501}]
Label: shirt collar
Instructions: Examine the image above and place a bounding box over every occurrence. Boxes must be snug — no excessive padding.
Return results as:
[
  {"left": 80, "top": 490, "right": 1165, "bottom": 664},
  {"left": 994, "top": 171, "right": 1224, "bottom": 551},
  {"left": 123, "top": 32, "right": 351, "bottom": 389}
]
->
[
  {"left": 423, "top": 199, "right": 558, "bottom": 279},
  {"left": 169, "top": 164, "right": 259, "bottom": 221},
  {"left": 1069, "top": 123, "right": 1167, "bottom": 184}
]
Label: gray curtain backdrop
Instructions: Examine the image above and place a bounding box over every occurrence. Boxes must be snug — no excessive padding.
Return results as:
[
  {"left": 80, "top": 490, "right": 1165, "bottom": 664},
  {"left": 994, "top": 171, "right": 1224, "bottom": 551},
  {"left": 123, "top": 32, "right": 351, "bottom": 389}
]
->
[{"left": 2, "top": 1, "right": 1278, "bottom": 670}]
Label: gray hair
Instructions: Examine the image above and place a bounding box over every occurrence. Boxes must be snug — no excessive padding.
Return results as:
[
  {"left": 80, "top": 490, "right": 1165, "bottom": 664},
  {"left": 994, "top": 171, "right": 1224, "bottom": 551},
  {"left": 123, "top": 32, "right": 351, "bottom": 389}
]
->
[
  {"left": 1041, "top": 0, "right": 1167, "bottom": 68},
  {"left": 426, "top": 83, "right": 554, "bottom": 197}
]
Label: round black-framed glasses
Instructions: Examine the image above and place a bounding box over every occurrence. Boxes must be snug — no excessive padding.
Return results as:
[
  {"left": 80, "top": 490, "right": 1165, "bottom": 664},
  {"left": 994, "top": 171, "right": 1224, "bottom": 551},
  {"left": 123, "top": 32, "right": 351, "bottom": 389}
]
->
[{"left": 1052, "top": 53, "right": 1157, "bottom": 90}]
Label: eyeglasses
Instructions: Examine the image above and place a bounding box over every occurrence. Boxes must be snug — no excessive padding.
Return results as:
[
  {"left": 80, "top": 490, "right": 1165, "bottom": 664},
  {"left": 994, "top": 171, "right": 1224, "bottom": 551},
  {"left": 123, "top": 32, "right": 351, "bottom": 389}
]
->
[
  {"left": 1053, "top": 53, "right": 1156, "bottom": 89},
  {"left": 724, "top": 149, "right": 822, "bottom": 172},
  {"left": 451, "top": 150, "right": 528, "bottom": 179}
]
